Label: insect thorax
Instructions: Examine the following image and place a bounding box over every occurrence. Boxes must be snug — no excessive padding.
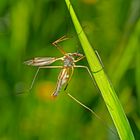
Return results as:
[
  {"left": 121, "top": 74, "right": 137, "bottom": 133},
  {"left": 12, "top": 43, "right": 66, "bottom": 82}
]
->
[{"left": 63, "top": 54, "right": 75, "bottom": 67}]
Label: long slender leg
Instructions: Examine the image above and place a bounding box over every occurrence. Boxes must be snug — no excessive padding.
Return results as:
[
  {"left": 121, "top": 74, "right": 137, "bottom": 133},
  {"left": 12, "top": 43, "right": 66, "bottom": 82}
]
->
[
  {"left": 40, "top": 66, "right": 63, "bottom": 69},
  {"left": 65, "top": 92, "right": 117, "bottom": 137},
  {"left": 74, "top": 65, "right": 95, "bottom": 84},
  {"left": 17, "top": 67, "right": 40, "bottom": 94},
  {"left": 52, "top": 35, "right": 69, "bottom": 45},
  {"left": 52, "top": 35, "right": 69, "bottom": 55},
  {"left": 74, "top": 65, "right": 105, "bottom": 102},
  {"left": 74, "top": 56, "right": 85, "bottom": 63},
  {"left": 28, "top": 67, "right": 40, "bottom": 91},
  {"left": 95, "top": 50, "right": 104, "bottom": 68},
  {"left": 66, "top": 92, "right": 102, "bottom": 120},
  {"left": 64, "top": 65, "right": 96, "bottom": 92},
  {"left": 28, "top": 66, "right": 63, "bottom": 92}
]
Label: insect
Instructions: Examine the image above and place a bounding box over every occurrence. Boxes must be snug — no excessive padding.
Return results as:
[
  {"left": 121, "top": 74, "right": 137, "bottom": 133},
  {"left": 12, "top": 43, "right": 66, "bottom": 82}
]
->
[
  {"left": 24, "top": 35, "right": 117, "bottom": 137},
  {"left": 24, "top": 35, "right": 93, "bottom": 97}
]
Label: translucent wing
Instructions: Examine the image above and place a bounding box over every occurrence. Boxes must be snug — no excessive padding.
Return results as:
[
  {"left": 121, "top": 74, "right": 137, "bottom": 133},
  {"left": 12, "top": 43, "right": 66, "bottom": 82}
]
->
[
  {"left": 24, "top": 57, "right": 61, "bottom": 66},
  {"left": 52, "top": 68, "right": 71, "bottom": 96}
]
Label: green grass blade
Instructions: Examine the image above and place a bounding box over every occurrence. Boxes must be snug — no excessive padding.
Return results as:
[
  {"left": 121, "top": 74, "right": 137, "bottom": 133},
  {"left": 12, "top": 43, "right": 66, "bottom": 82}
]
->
[
  {"left": 65, "top": 0, "right": 135, "bottom": 139},
  {"left": 135, "top": 20, "right": 140, "bottom": 109},
  {"left": 110, "top": 19, "right": 140, "bottom": 86}
]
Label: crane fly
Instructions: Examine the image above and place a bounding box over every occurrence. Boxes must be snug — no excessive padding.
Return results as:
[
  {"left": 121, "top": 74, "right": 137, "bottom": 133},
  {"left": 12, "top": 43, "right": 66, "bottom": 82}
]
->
[
  {"left": 24, "top": 35, "right": 93, "bottom": 97},
  {"left": 24, "top": 35, "right": 118, "bottom": 137}
]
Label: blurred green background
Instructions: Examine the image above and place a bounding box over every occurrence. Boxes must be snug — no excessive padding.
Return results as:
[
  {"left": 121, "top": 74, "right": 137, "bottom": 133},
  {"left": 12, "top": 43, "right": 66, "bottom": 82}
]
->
[{"left": 0, "top": 0, "right": 140, "bottom": 139}]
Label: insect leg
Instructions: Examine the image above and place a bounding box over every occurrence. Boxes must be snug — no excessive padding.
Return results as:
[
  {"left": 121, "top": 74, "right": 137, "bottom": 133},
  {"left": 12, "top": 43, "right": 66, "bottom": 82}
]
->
[
  {"left": 39, "top": 66, "right": 63, "bottom": 69},
  {"left": 18, "top": 67, "right": 41, "bottom": 94},
  {"left": 52, "top": 35, "right": 69, "bottom": 55},
  {"left": 66, "top": 92, "right": 102, "bottom": 120},
  {"left": 52, "top": 35, "right": 69, "bottom": 45},
  {"left": 66, "top": 92, "right": 117, "bottom": 137},
  {"left": 28, "top": 67, "right": 40, "bottom": 91},
  {"left": 74, "top": 65, "right": 95, "bottom": 84},
  {"left": 27, "top": 66, "right": 63, "bottom": 92},
  {"left": 95, "top": 50, "right": 104, "bottom": 68},
  {"left": 74, "top": 55, "right": 85, "bottom": 63}
]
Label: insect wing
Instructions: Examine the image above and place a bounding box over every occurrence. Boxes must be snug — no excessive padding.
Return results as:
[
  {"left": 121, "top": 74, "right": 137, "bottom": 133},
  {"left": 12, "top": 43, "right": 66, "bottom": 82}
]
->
[
  {"left": 24, "top": 57, "right": 60, "bottom": 66},
  {"left": 52, "top": 68, "right": 70, "bottom": 96}
]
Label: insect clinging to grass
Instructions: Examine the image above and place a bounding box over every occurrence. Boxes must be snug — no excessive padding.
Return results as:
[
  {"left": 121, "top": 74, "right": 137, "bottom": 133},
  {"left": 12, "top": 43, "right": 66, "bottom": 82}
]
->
[
  {"left": 24, "top": 35, "right": 93, "bottom": 97},
  {"left": 24, "top": 35, "right": 117, "bottom": 137}
]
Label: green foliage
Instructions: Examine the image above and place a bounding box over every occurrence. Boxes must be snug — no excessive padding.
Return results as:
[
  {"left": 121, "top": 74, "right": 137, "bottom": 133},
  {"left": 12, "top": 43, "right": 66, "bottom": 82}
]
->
[
  {"left": 65, "top": 0, "right": 135, "bottom": 139},
  {"left": 0, "top": 0, "right": 139, "bottom": 140}
]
